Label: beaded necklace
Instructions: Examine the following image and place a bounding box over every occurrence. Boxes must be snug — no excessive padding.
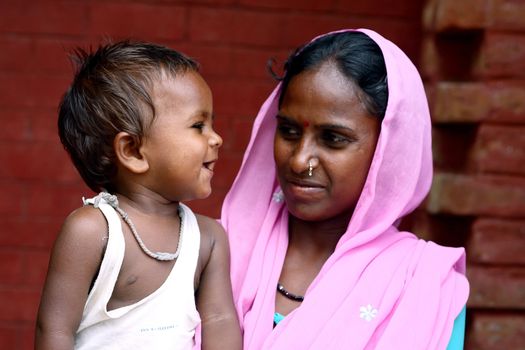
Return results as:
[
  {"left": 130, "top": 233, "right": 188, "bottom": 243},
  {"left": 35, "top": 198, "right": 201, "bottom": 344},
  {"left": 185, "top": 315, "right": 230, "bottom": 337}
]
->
[{"left": 277, "top": 283, "right": 304, "bottom": 302}]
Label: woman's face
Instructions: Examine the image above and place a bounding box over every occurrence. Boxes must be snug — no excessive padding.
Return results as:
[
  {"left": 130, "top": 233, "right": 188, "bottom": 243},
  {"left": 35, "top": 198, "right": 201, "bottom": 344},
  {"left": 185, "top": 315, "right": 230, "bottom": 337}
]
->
[{"left": 274, "top": 62, "right": 381, "bottom": 222}]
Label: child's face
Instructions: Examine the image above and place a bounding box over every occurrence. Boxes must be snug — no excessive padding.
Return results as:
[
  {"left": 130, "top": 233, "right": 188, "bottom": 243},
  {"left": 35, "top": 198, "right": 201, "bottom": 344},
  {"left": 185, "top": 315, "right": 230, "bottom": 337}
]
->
[{"left": 141, "top": 70, "right": 222, "bottom": 202}]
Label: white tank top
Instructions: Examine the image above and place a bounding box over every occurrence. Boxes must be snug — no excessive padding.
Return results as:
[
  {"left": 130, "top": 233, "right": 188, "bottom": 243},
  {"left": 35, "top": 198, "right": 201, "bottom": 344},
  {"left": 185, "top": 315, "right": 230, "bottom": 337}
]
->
[{"left": 75, "top": 197, "right": 201, "bottom": 349}]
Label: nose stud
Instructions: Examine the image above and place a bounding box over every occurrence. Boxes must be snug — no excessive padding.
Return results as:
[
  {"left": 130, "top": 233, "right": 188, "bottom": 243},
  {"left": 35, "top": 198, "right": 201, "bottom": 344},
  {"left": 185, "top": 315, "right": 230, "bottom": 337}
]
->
[{"left": 308, "top": 159, "right": 314, "bottom": 177}]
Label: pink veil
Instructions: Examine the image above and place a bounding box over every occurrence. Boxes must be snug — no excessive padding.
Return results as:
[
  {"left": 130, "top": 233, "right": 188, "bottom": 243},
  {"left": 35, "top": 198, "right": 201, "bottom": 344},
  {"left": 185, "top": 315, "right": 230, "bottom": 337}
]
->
[{"left": 221, "top": 29, "right": 469, "bottom": 349}]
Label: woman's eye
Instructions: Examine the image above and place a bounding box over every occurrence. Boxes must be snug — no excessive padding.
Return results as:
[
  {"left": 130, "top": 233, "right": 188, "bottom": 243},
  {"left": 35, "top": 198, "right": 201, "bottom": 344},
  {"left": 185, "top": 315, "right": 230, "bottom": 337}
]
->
[
  {"left": 277, "top": 124, "right": 300, "bottom": 139},
  {"left": 322, "top": 131, "right": 350, "bottom": 146}
]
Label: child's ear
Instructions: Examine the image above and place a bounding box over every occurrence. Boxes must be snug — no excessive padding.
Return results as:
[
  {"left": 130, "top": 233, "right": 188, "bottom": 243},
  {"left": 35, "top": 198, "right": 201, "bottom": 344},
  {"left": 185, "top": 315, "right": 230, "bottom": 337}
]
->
[{"left": 114, "top": 132, "right": 149, "bottom": 174}]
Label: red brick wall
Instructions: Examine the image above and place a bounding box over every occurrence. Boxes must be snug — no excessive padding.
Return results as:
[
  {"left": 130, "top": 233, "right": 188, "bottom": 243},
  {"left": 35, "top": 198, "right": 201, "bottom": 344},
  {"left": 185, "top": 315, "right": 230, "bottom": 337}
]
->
[
  {"left": 422, "top": 0, "right": 525, "bottom": 349},
  {"left": 0, "top": 1, "right": 423, "bottom": 348}
]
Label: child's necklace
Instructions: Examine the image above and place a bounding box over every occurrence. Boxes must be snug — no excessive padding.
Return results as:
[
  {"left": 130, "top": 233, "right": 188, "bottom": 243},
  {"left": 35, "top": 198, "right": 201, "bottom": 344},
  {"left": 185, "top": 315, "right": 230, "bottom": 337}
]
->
[{"left": 92, "top": 192, "right": 183, "bottom": 261}]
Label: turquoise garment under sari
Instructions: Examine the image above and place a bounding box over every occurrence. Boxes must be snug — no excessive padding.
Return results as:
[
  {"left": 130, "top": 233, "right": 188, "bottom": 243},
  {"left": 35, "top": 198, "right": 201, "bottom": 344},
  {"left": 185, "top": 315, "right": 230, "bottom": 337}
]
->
[{"left": 274, "top": 306, "right": 467, "bottom": 349}]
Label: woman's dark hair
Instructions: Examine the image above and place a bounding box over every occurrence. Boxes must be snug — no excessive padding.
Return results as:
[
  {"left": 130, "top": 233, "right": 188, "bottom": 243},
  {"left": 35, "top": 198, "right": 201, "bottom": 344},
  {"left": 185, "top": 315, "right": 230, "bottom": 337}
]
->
[
  {"left": 275, "top": 31, "right": 388, "bottom": 120},
  {"left": 58, "top": 41, "right": 198, "bottom": 193}
]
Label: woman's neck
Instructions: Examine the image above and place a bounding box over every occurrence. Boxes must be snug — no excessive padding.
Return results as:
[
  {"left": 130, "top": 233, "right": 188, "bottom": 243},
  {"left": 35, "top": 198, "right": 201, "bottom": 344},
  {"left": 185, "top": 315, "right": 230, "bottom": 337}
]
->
[{"left": 288, "top": 211, "right": 351, "bottom": 254}]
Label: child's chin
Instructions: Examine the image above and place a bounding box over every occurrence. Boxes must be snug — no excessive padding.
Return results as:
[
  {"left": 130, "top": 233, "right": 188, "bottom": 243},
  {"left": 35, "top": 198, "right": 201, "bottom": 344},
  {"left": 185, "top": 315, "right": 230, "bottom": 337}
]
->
[{"left": 195, "top": 188, "right": 212, "bottom": 200}]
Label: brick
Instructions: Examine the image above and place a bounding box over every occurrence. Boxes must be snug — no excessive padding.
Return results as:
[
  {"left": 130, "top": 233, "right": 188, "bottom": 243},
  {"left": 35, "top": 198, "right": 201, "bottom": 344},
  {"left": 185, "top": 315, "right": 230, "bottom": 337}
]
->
[
  {"left": 208, "top": 78, "right": 274, "bottom": 117},
  {"left": 0, "top": 217, "right": 62, "bottom": 249},
  {"left": 467, "top": 265, "right": 525, "bottom": 309},
  {"left": 26, "top": 183, "right": 92, "bottom": 218},
  {"left": 429, "top": 81, "right": 525, "bottom": 123},
  {"left": 474, "top": 33, "right": 525, "bottom": 79},
  {"left": 29, "top": 107, "right": 60, "bottom": 142},
  {"left": 183, "top": 44, "right": 233, "bottom": 79},
  {"left": 0, "top": 36, "right": 83, "bottom": 75},
  {"left": 332, "top": 0, "right": 423, "bottom": 18},
  {"left": 0, "top": 251, "right": 24, "bottom": 285},
  {"left": 0, "top": 108, "right": 31, "bottom": 141},
  {"left": 188, "top": 187, "right": 227, "bottom": 219},
  {"left": 281, "top": 13, "right": 418, "bottom": 57},
  {"left": 468, "top": 218, "right": 525, "bottom": 265},
  {"left": 232, "top": 118, "right": 255, "bottom": 152},
  {"left": 432, "top": 123, "right": 478, "bottom": 172},
  {"left": 431, "top": 82, "right": 490, "bottom": 123},
  {"left": 0, "top": 181, "right": 24, "bottom": 216},
  {"left": 212, "top": 115, "right": 233, "bottom": 152},
  {"left": 89, "top": 3, "right": 186, "bottom": 41},
  {"left": 0, "top": 36, "right": 32, "bottom": 71},
  {"left": 490, "top": 0, "right": 525, "bottom": 31},
  {"left": 0, "top": 2, "right": 87, "bottom": 36},
  {"left": 426, "top": 0, "right": 488, "bottom": 31},
  {"left": 33, "top": 38, "right": 89, "bottom": 75},
  {"left": 211, "top": 152, "right": 243, "bottom": 190},
  {"left": 22, "top": 250, "right": 50, "bottom": 287},
  {"left": 473, "top": 124, "right": 525, "bottom": 175},
  {"left": 489, "top": 81, "right": 525, "bottom": 123},
  {"left": 231, "top": 48, "right": 290, "bottom": 80},
  {"left": 187, "top": 0, "right": 235, "bottom": 4},
  {"left": 0, "top": 288, "right": 41, "bottom": 322},
  {"left": 20, "top": 325, "right": 35, "bottom": 350},
  {"left": 0, "top": 73, "right": 70, "bottom": 108},
  {"left": 238, "top": 0, "right": 335, "bottom": 12},
  {"left": 402, "top": 211, "right": 471, "bottom": 248},
  {"left": 420, "top": 36, "right": 439, "bottom": 80},
  {"left": 189, "top": 8, "right": 286, "bottom": 47},
  {"left": 427, "top": 173, "right": 525, "bottom": 217},
  {"left": 467, "top": 312, "right": 525, "bottom": 349},
  {"left": 420, "top": 31, "right": 484, "bottom": 81},
  {"left": 0, "top": 141, "right": 80, "bottom": 182},
  {"left": 0, "top": 326, "right": 18, "bottom": 350}
]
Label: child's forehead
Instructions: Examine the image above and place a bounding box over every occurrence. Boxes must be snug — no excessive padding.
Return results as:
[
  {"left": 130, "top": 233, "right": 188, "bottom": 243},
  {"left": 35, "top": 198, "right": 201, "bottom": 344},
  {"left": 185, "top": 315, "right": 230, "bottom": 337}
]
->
[{"left": 149, "top": 69, "right": 212, "bottom": 116}]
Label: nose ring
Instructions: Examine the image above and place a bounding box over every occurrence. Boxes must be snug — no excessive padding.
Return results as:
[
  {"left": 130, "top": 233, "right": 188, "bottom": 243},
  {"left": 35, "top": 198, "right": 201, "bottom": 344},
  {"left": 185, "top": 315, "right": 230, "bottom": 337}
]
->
[{"left": 308, "top": 159, "right": 314, "bottom": 177}]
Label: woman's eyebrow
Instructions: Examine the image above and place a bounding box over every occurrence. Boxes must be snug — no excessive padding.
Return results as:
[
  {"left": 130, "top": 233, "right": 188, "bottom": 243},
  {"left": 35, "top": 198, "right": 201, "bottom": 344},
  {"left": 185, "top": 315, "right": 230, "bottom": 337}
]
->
[
  {"left": 320, "top": 123, "right": 355, "bottom": 132},
  {"left": 276, "top": 114, "right": 355, "bottom": 132},
  {"left": 276, "top": 114, "right": 298, "bottom": 124}
]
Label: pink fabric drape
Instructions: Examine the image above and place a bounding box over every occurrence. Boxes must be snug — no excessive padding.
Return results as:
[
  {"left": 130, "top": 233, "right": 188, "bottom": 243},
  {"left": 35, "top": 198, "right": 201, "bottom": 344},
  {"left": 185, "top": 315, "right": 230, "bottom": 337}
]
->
[{"left": 221, "top": 29, "right": 469, "bottom": 349}]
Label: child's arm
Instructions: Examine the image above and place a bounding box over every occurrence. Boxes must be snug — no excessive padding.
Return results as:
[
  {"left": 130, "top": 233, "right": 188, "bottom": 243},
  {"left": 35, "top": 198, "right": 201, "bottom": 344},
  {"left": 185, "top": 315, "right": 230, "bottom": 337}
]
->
[
  {"left": 196, "top": 216, "right": 242, "bottom": 350},
  {"left": 35, "top": 207, "right": 107, "bottom": 350}
]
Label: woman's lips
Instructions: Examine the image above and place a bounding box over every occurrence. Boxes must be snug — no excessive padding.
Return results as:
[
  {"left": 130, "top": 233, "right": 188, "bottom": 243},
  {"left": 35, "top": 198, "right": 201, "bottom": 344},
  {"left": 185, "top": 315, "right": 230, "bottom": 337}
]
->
[{"left": 285, "top": 178, "right": 325, "bottom": 200}]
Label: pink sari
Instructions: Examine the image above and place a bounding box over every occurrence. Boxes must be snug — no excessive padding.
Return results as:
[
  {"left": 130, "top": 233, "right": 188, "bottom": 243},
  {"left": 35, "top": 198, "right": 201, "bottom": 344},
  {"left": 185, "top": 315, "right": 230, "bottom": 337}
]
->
[{"left": 221, "top": 29, "right": 469, "bottom": 349}]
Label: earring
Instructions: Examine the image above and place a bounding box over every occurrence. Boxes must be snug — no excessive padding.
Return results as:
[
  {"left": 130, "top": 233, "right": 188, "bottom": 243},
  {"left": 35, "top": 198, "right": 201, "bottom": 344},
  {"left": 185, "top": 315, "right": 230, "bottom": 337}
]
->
[{"left": 308, "top": 159, "right": 314, "bottom": 177}]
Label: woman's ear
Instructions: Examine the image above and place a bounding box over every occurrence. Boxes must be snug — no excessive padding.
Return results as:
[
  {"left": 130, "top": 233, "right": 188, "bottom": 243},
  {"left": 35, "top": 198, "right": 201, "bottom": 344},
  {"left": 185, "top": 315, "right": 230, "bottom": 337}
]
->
[{"left": 114, "top": 132, "right": 149, "bottom": 174}]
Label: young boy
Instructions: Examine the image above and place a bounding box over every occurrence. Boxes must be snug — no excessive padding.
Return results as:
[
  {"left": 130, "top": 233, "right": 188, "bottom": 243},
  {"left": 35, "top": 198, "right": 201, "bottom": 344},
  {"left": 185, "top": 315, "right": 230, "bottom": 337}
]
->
[{"left": 35, "top": 41, "right": 241, "bottom": 350}]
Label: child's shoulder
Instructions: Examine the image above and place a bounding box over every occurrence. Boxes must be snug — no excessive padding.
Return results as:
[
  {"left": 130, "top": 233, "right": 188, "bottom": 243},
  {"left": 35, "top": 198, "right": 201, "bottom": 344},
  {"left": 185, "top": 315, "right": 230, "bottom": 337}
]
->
[
  {"left": 194, "top": 214, "right": 229, "bottom": 271},
  {"left": 194, "top": 213, "right": 225, "bottom": 240},
  {"left": 56, "top": 204, "right": 109, "bottom": 253}
]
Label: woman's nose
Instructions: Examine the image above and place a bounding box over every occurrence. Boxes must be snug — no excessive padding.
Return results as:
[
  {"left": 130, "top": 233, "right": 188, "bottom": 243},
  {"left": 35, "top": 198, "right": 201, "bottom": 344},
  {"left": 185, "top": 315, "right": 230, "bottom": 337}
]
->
[{"left": 289, "top": 139, "right": 315, "bottom": 175}]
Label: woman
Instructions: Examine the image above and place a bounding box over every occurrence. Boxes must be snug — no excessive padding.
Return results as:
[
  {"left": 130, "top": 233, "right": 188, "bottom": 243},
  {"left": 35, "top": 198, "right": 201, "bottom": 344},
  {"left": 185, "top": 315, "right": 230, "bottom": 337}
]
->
[{"left": 221, "top": 29, "right": 469, "bottom": 349}]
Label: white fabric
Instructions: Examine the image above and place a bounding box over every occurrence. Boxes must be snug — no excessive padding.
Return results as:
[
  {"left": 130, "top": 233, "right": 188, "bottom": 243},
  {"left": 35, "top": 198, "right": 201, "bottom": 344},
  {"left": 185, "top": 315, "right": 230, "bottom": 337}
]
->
[{"left": 75, "top": 198, "right": 201, "bottom": 349}]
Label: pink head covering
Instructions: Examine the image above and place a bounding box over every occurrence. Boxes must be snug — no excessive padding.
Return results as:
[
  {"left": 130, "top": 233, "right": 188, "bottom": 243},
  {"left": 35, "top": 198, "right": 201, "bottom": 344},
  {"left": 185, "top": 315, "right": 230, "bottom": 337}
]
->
[{"left": 221, "top": 29, "right": 469, "bottom": 349}]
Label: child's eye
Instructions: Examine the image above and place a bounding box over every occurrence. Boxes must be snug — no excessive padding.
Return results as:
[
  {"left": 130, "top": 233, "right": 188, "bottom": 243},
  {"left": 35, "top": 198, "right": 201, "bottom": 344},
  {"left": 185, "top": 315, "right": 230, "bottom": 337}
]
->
[{"left": 192, "top": 122, "right": 205, "bottom": 131}]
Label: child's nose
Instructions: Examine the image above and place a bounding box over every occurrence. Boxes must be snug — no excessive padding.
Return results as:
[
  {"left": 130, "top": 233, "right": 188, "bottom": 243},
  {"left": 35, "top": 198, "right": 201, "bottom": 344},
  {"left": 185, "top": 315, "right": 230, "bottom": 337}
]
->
[{"left": 210, "top": 130, "right": 223, "bottom": 148}]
